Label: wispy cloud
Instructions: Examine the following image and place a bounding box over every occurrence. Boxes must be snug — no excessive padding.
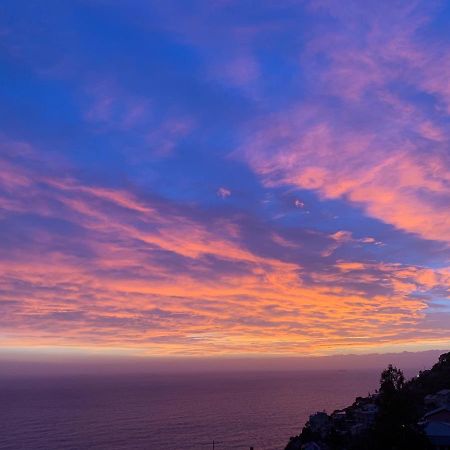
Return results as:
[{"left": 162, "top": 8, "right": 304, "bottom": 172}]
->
[
  {"left": 242, "top": 1, "right": 450, "bottom": 242},
  {"left": 0, "top": 136, "right": 448, "bottom": 355}
]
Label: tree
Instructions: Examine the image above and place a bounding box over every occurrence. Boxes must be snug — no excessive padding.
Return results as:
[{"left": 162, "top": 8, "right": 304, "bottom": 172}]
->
[
  {"left": 379, "top": 364, "right": 405, "bottom": 397},
  {"left": 372, "top": 365, "right": 432, "bottom": 449}
]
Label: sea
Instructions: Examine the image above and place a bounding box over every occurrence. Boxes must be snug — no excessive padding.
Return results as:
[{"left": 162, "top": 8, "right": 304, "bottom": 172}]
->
[{"left": 0, "top": 369, "right": 383, "bottom": 450}]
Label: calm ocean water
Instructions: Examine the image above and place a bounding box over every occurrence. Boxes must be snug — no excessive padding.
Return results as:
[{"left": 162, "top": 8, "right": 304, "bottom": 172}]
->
[{"left": 0, "top": 370, "right": 382, "bottom": 450}]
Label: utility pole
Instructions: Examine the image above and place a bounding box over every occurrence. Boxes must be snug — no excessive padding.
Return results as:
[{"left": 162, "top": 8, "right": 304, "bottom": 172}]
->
[{"left": 212, "top": 440, "right": 215, "bottom": 450}]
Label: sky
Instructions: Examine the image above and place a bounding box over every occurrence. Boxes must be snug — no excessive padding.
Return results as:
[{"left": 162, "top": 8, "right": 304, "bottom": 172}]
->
[{"left": 0, "top": 0, "right": 449, "bottom": 360}]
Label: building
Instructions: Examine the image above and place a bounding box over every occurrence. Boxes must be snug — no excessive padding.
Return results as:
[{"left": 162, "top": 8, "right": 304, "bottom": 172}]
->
[
  {"left": 420, "top": 406, "right": 450, "bottom": 450},
  {"left": 423, "top": 407, "right": 450, "bottom": 424},
  {"left": 353, "top": 403, "right": 378, "bottom": 428},
  {"left": 330, "top": 409, "right": 347, "bottom": 429},
  {"left": 425, "top": 390, "right": 450, "bottom": 409},
  {"left": 308, "top": 412, "right": 331, "bottom": 437},
  {"left": 423, "top": 422, "right": 450, "bottom": 450}
]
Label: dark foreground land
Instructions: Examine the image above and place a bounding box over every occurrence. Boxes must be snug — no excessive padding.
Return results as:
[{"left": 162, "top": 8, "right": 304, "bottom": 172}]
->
[{"left": 286, "top": 352, "right": 450, "bottom": 450}]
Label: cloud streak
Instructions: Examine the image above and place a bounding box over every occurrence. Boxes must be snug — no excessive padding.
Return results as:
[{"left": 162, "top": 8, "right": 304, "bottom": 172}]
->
[{"left": 0, "top": 136, "right": 448, "bottom": 356}]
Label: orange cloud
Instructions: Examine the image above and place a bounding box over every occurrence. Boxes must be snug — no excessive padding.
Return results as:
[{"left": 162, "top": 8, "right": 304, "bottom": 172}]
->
[
  {"left": 1, "top": 147, "right": 448, "bottom": 356},
  {"left": 243, "top": 107, "right": 449, "bottom": 243}
]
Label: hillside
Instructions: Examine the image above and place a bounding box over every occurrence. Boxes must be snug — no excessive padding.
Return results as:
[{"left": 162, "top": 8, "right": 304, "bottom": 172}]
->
[{"left": 286, "top": 352, "right": 450, "bottom": 450}]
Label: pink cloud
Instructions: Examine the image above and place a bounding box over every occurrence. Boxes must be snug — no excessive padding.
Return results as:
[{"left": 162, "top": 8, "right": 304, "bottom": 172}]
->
[
  {"left": 217, "top": 187, "right": 231, "bottom": 199},
  {"left": 241, "top": 2, "right": 450, "bottom": 243},
  {"left": 2, "top": 140, "right": 448, "bottom": 355}
]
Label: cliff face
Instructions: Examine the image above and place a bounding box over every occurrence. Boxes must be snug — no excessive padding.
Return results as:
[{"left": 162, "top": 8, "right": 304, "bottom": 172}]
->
[{"left": 285, "top": 352, "right": 450, "bottom": 450}]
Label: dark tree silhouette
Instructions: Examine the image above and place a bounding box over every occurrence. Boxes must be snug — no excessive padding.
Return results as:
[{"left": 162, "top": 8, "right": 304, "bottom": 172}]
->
[
  {"left": 369, "top": 365, "right": 431, "bottom": 449},
  {"left": 379, "top": 364, "right": 405, "bottom": 396}
]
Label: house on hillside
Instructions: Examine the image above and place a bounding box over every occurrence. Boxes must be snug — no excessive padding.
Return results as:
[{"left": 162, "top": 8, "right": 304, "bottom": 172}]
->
[
  {"left": 330, "top": 409, "right": 348, "bottom": 432},
  {"left": 422, "top": 406, "right": 450, "bottom": 424},
  {"left": 353, "top": 403, "right": 378, "bottom": 428},
  {"left": 420, "top": 406, "right": 450, "bottom": 450},
  {"left": 425, "top": 390, "right": 450, "bottom": 409},
  {"left": 308, "top": 412, "right": 331, "bottom": 437},
  {"left": 423, "top": 422, "right": 450, "bottom": 450}
]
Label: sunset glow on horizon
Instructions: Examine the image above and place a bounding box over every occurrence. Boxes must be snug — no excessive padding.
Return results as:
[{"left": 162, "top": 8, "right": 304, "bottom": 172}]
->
[{"left": 1, "top": 0, "right": 449, "bottom": 358}]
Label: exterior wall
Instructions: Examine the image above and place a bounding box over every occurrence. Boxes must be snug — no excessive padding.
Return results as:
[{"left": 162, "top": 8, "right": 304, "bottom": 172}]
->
[{"left": 426, "top": 410, "right": 450, "bottom": 424}]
